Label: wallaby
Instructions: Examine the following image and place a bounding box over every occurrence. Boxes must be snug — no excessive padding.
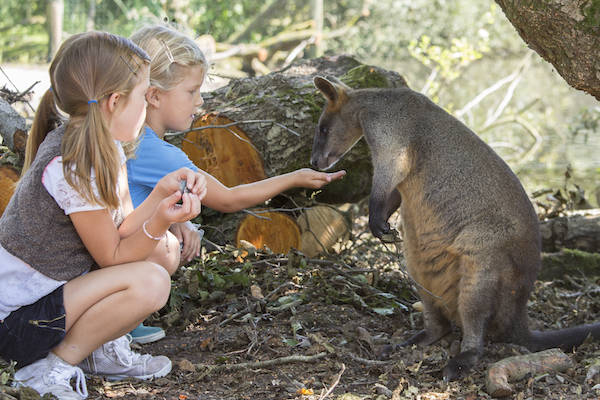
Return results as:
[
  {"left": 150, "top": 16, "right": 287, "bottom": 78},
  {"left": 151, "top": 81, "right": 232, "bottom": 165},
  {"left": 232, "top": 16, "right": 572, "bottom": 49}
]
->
[{"left": 310, "top": 75, "right": 600, "bottom": 380}]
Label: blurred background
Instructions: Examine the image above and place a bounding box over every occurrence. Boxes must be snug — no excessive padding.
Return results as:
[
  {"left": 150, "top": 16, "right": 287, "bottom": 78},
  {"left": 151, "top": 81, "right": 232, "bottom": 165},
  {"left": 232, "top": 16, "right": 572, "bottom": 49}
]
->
[{"left": 0, "top": 0, "right": 598, "bottom": 206}]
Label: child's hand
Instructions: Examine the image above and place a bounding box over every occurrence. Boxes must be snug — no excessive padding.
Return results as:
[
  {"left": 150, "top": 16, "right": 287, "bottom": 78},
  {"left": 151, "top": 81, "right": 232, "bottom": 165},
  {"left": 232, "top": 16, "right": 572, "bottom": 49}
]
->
[
  {"left": 294, "top": 168, "right": 346, "bottom": 189},
  {"left": 157, "top": 168, "right": 208, "bottom": 200},
  {"left": 170, "top": 222, "right": 202, "bottom": 264}
]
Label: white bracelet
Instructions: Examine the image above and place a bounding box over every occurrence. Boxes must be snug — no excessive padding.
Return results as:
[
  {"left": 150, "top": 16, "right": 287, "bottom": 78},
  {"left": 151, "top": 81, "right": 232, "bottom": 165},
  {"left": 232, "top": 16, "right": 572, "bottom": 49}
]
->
[{"left": 142, "top": 220, "right": 166, "bottom": 241}]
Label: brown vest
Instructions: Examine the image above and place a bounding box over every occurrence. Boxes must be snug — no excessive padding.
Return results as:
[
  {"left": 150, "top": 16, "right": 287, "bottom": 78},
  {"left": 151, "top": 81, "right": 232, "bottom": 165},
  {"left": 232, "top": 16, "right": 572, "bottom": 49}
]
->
[{"left": 0, "top": 125, "right": 123, "bottom": 281}]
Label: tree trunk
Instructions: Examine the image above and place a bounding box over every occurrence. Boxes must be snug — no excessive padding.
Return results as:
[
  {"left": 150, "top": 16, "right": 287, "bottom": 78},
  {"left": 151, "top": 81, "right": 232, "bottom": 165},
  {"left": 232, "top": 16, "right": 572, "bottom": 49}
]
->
[
  {"left": 196, "top": 55, "right": 408, "bottom": 205},
  {"left": 86, "top": 0, "right": 96, "bottom": 32},
  {"left": 47, "top": 0, "right": 64, "bottom": 62},
  {"left": 494, "top": 0, "right": 600, "bottom": 100}
]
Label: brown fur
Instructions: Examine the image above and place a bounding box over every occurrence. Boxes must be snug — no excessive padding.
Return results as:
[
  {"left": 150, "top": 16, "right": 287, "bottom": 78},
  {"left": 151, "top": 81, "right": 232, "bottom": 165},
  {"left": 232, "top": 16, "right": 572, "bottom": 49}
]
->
[{"left": 311, "top": 75, "right": 600, "bottom": 380}]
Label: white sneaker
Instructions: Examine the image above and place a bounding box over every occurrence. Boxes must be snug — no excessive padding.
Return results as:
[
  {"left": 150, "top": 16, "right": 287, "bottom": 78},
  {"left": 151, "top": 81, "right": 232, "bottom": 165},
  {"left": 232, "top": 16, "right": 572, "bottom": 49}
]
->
[
  {"left": 78, "top": 335, "right": 172, "bottom": 381},
  {"left": 13, "top": 352, "right": 88, "bottom": 400}
]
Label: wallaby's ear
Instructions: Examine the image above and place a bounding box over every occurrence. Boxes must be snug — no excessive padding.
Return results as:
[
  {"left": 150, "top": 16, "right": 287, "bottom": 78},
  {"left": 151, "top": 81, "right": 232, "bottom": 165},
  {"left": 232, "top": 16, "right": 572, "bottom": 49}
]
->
[
  {"left": 314, "top": 76, "right": 338, "bottom": 103},
  {"left": 314, "top": 76, "right": 349, "bottom": 107}
]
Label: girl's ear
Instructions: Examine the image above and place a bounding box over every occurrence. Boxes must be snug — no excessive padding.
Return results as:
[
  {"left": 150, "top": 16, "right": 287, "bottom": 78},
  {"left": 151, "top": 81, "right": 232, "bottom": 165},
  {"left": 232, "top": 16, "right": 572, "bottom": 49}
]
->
[
  {"left": 105, "top": 92, "right": 121, "bottom": 113},
  {"left": 146, "top": 87, "right": 160, "bottom": 108}
]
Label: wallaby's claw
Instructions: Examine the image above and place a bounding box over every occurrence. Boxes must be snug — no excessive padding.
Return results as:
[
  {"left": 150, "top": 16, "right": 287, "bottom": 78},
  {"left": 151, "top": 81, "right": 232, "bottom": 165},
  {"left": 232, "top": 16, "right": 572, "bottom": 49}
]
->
[{"left": 379, "top": 229, "right": 401, "bottom": 243}]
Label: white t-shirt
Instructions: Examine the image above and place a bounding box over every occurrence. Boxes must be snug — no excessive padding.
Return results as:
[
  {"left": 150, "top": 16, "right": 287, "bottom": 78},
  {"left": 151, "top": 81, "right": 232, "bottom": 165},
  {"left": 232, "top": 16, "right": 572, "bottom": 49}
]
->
[{"left": 0, "top": 143, "right": 125, "bottom": 320}]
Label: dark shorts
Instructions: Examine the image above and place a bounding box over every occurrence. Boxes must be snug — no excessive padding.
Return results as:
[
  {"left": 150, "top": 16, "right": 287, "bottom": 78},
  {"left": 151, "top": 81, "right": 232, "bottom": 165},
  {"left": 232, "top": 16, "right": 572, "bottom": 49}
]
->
[{"left": 0, "top": 285, "right": 66, "bottom": 367}]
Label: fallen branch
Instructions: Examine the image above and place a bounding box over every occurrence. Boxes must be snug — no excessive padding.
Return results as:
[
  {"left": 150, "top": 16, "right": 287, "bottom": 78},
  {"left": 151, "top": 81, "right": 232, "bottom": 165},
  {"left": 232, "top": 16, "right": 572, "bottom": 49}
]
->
[
  {"left": 195, "top": 351, "right": 329, "bottom": 378},
  {"left": 485, "top": 348, "right": 573, "bottom": 397}
]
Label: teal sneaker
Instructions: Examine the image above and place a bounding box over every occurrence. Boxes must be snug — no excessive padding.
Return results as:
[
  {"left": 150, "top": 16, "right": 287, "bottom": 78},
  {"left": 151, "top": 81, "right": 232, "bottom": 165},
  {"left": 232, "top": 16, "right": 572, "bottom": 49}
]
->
[{"left": 129, "top": 323, "right": 165, "bottom": 344}]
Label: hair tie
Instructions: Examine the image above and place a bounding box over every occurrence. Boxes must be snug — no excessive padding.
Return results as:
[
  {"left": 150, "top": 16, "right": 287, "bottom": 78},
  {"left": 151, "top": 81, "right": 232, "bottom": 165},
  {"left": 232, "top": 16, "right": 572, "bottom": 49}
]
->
[
  {"left": 88, "top": 99, "right": 98, "bottom": 104},
  {"left": 48, "top": 87, "right": 53, "bottom": 92}
]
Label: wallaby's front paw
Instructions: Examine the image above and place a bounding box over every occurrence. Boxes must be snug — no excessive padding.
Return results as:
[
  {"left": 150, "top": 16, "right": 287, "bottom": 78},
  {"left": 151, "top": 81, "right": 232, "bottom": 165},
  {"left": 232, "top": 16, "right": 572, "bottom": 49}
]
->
[{"left": 369, "top": 219, "right": 392, "bottom": 240}]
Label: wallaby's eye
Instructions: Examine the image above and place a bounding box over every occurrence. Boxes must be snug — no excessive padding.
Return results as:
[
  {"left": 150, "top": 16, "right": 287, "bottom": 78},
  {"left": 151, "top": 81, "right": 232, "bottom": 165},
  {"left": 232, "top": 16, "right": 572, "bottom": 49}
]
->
[{"left": 319, "top": 125, "right": 329, "bottom": 135}]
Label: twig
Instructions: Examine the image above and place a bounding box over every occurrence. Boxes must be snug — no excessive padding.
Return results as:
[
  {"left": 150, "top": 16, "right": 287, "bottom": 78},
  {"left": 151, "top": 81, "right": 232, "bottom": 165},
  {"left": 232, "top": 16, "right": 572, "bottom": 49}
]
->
[
  {"left": 0, "top": 66, "right": 36, "bottom": 112},
  {"left": 318, "top": 363, "right": 346, "bottom": 400}
]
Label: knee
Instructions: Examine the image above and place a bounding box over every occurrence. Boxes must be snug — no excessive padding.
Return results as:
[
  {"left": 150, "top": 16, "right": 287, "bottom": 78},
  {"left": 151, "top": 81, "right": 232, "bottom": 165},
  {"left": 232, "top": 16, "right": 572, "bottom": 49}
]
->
[
  {"left": 147, "top": 234, "right": 180, "bottom": 276},
  {"left": 133, "top": 263, "right": 171, "bottom": 311}
]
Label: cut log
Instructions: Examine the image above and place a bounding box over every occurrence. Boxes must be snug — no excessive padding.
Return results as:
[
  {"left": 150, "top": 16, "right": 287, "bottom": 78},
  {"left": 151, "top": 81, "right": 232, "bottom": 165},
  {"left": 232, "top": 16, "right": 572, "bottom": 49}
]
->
[
  {"left": 0, "top": 164, "right": 19, "bottom": 216},
  {"left": 235, "top": 211, "right": 301, "bottom": 254},
  {"left": 181, "top": 113, "right": 267, "bottom": 187},
  {"left": 540, "top": 209, "right": 600, "bottom": 253},
  {"left": 198, "top": 55, "right": 408, "bottom": 204},
  {"left": 0, "top": 97, "right": 27, "bottom": 158},
  {"left": 298, "top": 205, "right": 350, "bottom": 257}
]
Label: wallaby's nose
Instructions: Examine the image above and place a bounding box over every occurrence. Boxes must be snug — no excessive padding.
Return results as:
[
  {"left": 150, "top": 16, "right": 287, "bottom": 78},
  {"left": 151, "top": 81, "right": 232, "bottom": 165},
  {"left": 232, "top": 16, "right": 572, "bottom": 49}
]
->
[{"left": 310, "top": 157, "right": 317, "bottom": 168}]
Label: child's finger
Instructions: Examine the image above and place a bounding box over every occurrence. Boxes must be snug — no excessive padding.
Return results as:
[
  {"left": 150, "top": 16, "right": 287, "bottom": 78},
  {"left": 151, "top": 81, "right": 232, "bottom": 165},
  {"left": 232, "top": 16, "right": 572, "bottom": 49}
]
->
[{"left": 329, "top": 170, "right": 346, "bottom": 180}]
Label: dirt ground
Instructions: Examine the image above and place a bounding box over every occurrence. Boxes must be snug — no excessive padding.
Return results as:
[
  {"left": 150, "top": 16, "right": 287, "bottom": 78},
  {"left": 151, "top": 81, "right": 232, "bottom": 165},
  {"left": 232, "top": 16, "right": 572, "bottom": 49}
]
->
[{"left": 4, "top": 214, "right": 599, "bottom": 400}]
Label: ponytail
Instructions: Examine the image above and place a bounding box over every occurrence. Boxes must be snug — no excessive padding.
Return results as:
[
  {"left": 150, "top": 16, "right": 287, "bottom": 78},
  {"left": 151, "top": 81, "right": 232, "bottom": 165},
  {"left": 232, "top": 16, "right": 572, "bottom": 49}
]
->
[{"left": 22, "top": 88, "right": 63, "bottom": 174}]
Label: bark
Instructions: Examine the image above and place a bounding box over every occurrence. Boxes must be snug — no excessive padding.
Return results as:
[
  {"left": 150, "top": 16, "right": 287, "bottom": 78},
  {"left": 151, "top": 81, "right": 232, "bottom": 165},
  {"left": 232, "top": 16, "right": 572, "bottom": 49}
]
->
[
  {"left": 539, "top": 209, "right": 600, "bottom": 253},
  {"left": 494, "top": 0, "right": 600, "bottom": 100},
  {"left": 0, "top": 97, "right": 27, "bottom": 157},
  {"left": 198, "top": 55, "right": 408, "bottom": 204}
]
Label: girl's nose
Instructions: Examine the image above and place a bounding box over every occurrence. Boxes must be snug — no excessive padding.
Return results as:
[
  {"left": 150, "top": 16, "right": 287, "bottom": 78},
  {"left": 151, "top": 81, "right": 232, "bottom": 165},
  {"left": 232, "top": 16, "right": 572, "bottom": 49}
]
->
[{"left": 196, "top": 94, "right": 204, "bottom": 108}]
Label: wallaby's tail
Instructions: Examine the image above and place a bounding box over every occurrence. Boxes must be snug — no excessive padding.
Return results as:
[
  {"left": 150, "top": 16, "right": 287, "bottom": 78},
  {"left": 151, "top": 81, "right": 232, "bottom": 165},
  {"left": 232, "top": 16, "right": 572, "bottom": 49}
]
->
[{"left": 526, "top": 323, "right": 600, "bottom": 352}]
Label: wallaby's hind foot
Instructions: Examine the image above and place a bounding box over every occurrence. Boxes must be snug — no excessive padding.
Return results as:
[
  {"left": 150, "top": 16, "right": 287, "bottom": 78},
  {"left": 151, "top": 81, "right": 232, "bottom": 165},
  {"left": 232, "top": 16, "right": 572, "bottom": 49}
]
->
[
  {"left": 377, "top": 326, "right": 451, "bottom": 359},
  {"left": 442, "top": 349, "right": 481, "bottom": 381}
]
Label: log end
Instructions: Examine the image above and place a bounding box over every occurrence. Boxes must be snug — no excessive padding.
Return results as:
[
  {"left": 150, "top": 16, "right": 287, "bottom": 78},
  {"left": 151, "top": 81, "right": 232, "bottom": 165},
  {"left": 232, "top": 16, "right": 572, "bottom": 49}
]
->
[
  {"left": 183, "top": 113, "right": 267, "bottom": 187},
  {"left": 236, "top": 211, "right": 301, "bottom": 254},
  {"left": 0, "top": 164, "right": 19, "bottom": 216},
  {"left": 298, "top": 205, "right": 350, "bottom": 257}
]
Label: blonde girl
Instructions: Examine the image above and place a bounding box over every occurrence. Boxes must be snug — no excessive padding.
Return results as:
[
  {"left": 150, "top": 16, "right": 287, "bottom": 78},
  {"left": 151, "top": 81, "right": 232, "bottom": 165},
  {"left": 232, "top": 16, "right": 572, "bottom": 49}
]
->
[
  {"left": 125, "top": 24, "right": 345, "bottom": 344},
  {"left": 0, "top": 31, "right": 206, "bottom": 400}
]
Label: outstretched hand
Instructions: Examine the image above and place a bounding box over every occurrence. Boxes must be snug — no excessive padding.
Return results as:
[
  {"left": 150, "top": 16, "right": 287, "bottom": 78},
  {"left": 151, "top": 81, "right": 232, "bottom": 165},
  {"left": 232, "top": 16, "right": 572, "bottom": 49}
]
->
[{"left": 294, "top": 168, "right": 346, "bottom": 189}]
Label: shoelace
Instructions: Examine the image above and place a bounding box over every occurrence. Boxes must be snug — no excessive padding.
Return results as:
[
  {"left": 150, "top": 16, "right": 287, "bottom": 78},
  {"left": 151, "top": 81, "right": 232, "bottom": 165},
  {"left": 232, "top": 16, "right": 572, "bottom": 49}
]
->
[
  {"left": 105, "top": 336, "right": 149, "bottom": 368},
  {"left": 47, "top": 362, "right": 88, "bottom": 398}
]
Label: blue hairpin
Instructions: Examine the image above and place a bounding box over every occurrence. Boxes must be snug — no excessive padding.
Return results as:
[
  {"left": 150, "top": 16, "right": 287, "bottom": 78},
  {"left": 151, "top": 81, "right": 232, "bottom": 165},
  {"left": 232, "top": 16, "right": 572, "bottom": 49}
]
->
[{"left": 88, "top": 99, "right": 98, "bottom": 104}]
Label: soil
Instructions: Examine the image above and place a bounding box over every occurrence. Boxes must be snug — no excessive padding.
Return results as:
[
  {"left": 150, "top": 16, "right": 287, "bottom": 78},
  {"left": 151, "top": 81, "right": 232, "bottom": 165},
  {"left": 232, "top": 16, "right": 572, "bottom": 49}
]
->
[{"left": 2, "top": 215, "right": 600, "bottom": 400}]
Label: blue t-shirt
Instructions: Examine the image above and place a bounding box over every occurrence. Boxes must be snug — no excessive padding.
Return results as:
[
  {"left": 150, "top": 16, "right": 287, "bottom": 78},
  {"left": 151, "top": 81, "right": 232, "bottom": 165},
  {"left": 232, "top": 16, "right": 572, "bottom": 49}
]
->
[{"left": 127, "top": 126, "right": 198, "bottom": 208}]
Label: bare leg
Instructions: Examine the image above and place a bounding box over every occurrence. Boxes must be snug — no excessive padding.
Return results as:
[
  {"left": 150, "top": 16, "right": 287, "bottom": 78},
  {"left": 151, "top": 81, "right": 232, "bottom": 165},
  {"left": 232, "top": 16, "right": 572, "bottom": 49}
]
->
[{"left": 52, "top": 261, "right": 171, "bottom": 364}]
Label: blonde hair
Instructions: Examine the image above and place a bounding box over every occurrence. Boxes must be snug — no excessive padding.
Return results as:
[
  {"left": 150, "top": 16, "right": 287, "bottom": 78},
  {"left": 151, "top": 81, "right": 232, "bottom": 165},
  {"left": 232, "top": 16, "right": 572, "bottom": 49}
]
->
[
  {"left": 130, "top": 24, "right": 207, "bottom": 91},
  {"left": 23, "top": 31, "right": 150, "bottom": 209}
]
